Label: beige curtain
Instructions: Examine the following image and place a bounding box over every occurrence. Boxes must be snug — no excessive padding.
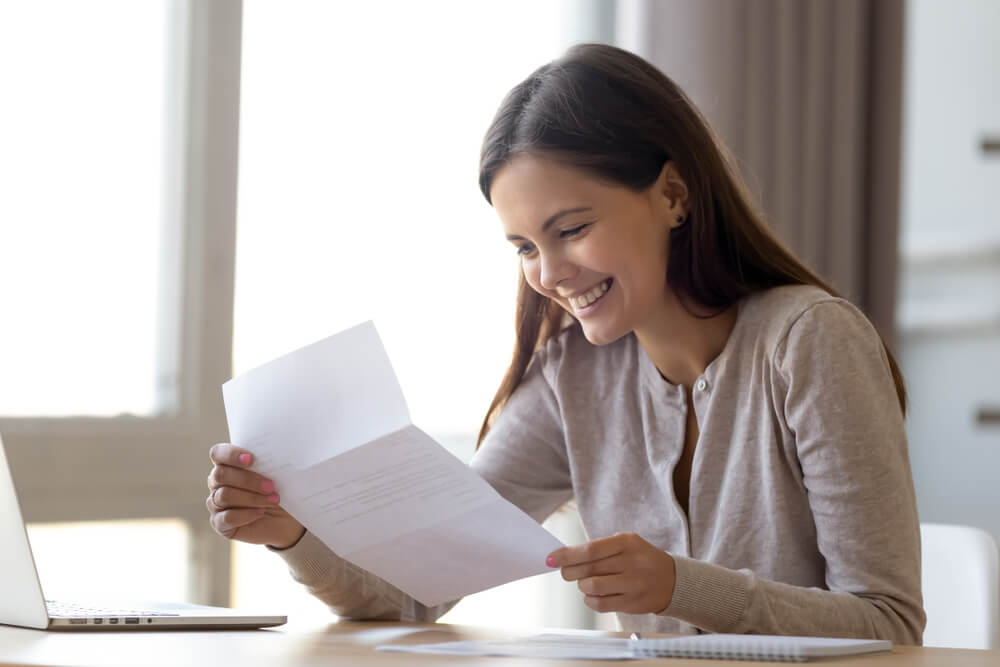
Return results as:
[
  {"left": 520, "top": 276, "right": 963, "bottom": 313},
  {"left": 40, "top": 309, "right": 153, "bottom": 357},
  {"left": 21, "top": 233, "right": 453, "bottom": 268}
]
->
[{"left": 617, "top": 0, "right": 904, "bottom": 342}]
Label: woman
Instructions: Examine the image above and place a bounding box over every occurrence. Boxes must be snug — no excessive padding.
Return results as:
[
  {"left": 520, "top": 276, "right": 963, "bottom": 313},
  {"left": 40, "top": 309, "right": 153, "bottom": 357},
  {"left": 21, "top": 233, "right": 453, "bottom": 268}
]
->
[{"left": 205, "top": 43, "right": 924, "bottom": 643}]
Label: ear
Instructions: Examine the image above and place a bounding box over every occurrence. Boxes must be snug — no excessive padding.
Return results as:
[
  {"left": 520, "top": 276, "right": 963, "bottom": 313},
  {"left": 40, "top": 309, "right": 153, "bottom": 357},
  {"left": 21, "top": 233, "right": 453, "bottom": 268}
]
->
[{"left": 654, "top": 161, "right": 690, "bottom": 228}]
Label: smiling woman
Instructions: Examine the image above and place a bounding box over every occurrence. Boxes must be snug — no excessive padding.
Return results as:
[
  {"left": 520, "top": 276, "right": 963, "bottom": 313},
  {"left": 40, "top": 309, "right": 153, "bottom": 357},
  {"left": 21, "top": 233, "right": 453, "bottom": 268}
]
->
[
  {"left": 472, "top": 43, "right": 919, "bottom": 640},
  {"left": 216, "top": 43, "right": 925, "bottom": 642}
]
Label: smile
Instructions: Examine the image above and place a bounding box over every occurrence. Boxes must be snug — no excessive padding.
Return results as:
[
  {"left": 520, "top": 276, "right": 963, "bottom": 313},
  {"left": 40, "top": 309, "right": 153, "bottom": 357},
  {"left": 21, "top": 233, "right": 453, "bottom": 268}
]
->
[{"left": 568, "top": 278, "right": 612, "bottom": 310}]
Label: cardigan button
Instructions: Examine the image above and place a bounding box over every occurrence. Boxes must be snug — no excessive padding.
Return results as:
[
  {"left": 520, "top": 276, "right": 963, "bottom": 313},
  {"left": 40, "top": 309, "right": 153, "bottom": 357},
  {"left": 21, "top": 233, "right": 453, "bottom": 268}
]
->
[{"left": 695, "top": 379, "right": 708, "bottom": 392}]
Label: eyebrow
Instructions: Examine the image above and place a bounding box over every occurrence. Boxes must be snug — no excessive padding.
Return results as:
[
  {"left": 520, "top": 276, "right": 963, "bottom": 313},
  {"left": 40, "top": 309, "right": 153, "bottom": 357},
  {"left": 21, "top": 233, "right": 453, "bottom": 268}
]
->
[{"left": 505, "top": 207, "right": 593, "bottom": 241}]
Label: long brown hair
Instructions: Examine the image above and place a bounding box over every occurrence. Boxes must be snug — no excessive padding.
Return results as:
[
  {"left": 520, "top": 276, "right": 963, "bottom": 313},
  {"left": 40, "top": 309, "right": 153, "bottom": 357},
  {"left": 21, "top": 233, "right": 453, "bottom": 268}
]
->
[{"left": 476, "top": 43, "right": 905, "bottom": 446}]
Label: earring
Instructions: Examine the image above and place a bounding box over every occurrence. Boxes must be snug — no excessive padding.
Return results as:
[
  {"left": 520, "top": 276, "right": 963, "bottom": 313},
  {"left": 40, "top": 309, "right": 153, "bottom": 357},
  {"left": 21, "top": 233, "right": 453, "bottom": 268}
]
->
[{"left": 675, "top": 214, "right": 686, "bottom": 225}]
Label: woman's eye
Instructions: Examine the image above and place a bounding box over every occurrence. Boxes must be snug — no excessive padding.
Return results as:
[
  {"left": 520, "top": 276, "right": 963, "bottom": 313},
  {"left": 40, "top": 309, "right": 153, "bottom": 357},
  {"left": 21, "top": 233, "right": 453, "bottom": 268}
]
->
[
  {"left": 516, "top": 243, "right": 536, "bottom": 257},
  {"left": 560, "top": 224, "right": 588, "bottom": 238}
]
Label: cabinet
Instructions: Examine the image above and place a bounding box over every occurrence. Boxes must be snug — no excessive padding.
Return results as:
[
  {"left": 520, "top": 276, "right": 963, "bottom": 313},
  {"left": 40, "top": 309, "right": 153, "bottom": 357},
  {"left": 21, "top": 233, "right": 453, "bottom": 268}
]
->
[{"left": 898, "top": 0, "right": 1000, "bottom": 541}]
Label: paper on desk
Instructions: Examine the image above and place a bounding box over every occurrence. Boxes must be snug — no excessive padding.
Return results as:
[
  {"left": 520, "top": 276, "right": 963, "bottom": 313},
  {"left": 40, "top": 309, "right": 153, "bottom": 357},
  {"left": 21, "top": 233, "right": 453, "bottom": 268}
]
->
[
  {"left": 377, "top": 634, "right": 638, "bottom": 660},
  {"left": 222, "top": 321, "right": 564, "bottom": 607}
]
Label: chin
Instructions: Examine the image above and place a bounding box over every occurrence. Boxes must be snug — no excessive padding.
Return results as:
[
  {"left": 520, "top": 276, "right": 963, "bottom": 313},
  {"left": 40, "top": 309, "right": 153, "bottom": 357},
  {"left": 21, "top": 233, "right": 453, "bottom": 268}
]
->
[{"left": 579, "top": 322, "right": 629, "bottom": 346}]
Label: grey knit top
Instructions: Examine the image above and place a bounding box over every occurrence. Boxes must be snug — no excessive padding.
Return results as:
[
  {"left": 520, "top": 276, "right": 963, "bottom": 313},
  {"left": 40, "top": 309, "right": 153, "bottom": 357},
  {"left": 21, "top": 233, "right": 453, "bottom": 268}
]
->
[{"left": 272, "top": 285, "right": 925, "bottom": 644}]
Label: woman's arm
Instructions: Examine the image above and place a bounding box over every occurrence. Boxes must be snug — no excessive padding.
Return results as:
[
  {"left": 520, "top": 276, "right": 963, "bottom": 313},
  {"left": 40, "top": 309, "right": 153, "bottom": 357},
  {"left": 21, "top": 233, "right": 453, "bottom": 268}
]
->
[{"left": 269, "top": 531, "right": 458, "bottom": 621}]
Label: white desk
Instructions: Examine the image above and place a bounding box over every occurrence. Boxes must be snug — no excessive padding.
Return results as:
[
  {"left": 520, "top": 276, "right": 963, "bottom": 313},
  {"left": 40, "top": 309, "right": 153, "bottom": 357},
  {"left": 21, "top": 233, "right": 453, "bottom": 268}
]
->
[{"left": 1, "top": 621, "right": 998, "bottom": 666}]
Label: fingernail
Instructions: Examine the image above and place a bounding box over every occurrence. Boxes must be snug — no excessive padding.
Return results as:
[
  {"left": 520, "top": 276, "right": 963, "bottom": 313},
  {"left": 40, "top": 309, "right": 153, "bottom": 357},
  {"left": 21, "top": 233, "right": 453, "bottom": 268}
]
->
[
  {"left": 239, "top": 453, "right": 252, "bottom": 465},
  {"left": 268, "top": 493, "right": 280, "bottom": 504},
  {"left": 261, "top": 480, "right": 274, "bottom": 493},
  {"left": 546, "top": 556, "right": 557, "bottom": 568},
  {"left": 257, "top": 507, "right": 266, "bottom": 515}
]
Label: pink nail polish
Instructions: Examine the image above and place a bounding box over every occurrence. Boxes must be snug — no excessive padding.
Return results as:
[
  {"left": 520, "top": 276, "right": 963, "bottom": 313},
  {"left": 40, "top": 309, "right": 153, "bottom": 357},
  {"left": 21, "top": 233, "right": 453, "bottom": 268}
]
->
[
  {"left": 257, "top": 507, "right": 266, "bottom": 515},
  {"left": 261, "top": 480, "right": 274, "bottom": 493},
  {"left": 546, "top": 556, "right": 557, "bottom": 568},
  {"left": 268, "top": 493, "right": 280, "bottom": 504},
  {"left": 239, "top": 453, "right": 252, "bottom": 465}
]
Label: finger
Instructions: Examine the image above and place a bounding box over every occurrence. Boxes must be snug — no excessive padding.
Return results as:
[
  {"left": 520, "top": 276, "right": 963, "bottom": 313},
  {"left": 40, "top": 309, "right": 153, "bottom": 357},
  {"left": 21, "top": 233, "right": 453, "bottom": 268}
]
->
[
  {"left": 548, "top": 533, "right": 629, "bottom": 568},
  {"left": 576, "top": 573, "right": 629, "bottom": 598},
  {"left": 209, "top": 443, "right": 255, "bottom": 468},
  {"left": 560, "top": 554, "right": 626, "bottom": 582},
  {"left": 210, "top": 486, "right": 281, "bottom": 511},
  {"left": 207, "top": 464, "right": 275, "bottom": 495},
  {"left": 583, "top": 593, "right": 627, "bottom": 614},
  {"left": 211, "top": 507, "right": 266, "bottom": 538}
]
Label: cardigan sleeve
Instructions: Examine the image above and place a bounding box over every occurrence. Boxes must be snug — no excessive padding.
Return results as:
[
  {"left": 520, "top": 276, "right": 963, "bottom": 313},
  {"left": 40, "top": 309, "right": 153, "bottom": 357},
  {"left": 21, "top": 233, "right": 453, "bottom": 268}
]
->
[
  {"left": 270, "top": 343, "right": 573, "bottom": 621},
  {"left": 470, "top": 343, "right": 574, "bottom": 521},
  {"left": 268, "top": 531, "right": 458, "bottom": 621},
  {"left": 663, "top": 300, "right": 925, "bottom": 644}
]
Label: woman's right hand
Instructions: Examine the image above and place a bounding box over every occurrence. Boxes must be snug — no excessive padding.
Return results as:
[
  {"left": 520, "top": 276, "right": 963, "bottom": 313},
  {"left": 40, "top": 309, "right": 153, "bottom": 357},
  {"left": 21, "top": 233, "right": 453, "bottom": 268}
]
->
[{"left": 206, "top": 443, "right": 305, "bottom": 549}]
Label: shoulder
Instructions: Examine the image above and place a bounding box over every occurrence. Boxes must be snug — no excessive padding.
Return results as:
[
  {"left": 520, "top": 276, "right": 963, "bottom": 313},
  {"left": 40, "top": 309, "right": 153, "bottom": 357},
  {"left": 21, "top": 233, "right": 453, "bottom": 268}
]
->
[
  {"left": 739, "top": 285, "right": 878, "bottom": 355},
  {"left": 738, "top": 285, "right": 889, "bottom": 384},
  {"left": 741, "top": 284, "right": 841, "bottom": 328}
]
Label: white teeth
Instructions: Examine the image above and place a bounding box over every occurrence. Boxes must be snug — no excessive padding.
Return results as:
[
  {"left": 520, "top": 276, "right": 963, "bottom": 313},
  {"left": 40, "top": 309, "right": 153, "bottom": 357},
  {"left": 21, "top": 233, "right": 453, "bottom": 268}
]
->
[{"left": 569, "top": 279, "right": 610, "bottom": 310}]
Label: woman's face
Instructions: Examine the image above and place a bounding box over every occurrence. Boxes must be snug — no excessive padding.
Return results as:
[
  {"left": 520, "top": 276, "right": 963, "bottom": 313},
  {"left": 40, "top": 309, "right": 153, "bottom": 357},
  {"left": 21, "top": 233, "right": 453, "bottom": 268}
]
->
[{"left": 490, "top": 154, "right": 686, "bottom": 346}]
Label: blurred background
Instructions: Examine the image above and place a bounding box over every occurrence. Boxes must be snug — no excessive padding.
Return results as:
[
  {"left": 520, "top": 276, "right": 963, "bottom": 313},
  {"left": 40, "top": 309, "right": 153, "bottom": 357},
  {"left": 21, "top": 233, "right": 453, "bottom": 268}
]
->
[{"left": 0, "top": 0, "right": 996, "bottom": 634}]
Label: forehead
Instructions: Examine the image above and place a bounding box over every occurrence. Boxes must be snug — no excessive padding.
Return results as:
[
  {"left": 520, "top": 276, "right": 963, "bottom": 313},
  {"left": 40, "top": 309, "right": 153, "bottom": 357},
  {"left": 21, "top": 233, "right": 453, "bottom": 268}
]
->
[{"left": 490, "top": 155, "right": 607, "bottom": 229}]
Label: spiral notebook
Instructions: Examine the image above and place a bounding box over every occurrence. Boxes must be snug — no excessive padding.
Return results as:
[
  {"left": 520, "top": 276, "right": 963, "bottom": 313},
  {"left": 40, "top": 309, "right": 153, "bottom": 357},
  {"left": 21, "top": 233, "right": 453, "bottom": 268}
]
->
[
  {"left": 630, "top": 634, "right": 892, "bottom": 662},
  {"left": 377, "top": 632, "right": 892, "bottom": 662}
]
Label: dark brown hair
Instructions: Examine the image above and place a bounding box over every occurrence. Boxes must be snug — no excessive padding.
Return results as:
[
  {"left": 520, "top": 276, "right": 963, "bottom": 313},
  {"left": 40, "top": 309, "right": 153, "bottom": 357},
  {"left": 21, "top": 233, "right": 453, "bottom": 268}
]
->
[{"left": 476, "top": 43, "right": 905, "bottom": 446}]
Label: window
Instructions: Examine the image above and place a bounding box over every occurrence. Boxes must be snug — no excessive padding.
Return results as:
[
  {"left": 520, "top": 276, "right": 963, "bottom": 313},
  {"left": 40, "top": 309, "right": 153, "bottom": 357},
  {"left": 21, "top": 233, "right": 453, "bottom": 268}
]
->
[
  {"left": 0, "top": 1, "right": 172, "bottom": 417},
  {"left": 0, "top": 0, "right": 242, "bottom": 609}
]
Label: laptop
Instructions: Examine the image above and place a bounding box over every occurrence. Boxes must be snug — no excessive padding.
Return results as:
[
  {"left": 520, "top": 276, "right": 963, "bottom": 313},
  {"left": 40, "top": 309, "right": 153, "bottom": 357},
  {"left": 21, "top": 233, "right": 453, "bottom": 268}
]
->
[{"left": 0, "top": 434, "right": 286, "bottom": 630}]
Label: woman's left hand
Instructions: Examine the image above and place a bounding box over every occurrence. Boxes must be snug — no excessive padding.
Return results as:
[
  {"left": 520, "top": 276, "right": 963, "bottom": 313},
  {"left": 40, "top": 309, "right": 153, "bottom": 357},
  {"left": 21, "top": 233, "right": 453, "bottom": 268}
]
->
[{"left": 546, "top": 532, "right": 676, "bottom": 615}]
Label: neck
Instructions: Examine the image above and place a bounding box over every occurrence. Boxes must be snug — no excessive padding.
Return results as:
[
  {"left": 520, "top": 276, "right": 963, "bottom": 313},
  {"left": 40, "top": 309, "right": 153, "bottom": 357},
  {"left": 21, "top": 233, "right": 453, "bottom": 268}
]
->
[{"left": 634, "top": 289, "right": 739, "bottom": 387}]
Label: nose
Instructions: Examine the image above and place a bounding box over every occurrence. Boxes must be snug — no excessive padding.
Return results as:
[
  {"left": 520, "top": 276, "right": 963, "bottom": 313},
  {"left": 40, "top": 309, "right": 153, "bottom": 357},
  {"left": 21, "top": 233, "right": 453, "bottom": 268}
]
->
[{"left": 538, "top": 248, "right": 574, "bottom": 290}]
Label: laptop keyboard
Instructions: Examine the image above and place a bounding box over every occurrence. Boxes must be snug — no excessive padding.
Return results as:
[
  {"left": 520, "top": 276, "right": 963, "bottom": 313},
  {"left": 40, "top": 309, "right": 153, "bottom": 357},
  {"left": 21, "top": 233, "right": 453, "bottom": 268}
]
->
[{"left": 46, "top": 600, "right": 180, "bottom": 618}]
